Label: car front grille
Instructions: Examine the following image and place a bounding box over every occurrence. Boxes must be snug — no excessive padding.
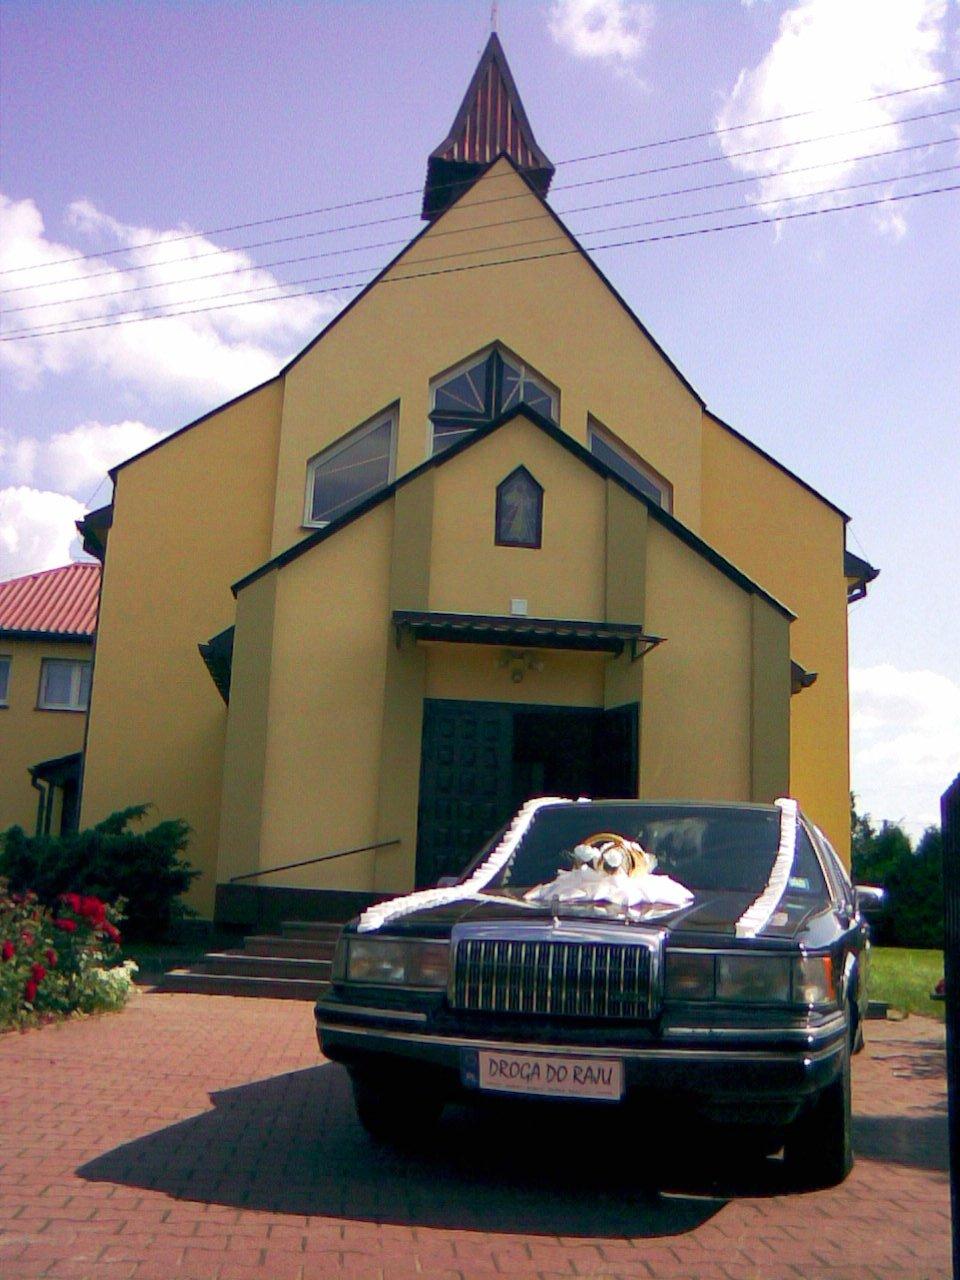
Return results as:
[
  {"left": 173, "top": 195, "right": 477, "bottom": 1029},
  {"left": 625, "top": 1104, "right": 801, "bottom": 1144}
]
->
[{"left": 451, "top": 937, "right": 657, "bottom": 1019}]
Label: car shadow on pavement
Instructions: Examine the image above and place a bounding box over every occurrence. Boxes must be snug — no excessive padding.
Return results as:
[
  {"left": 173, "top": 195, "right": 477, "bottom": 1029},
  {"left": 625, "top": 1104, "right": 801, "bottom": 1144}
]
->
[
  {"left": 72, "top": 1061, "right": 817, "bottom": 1235},
  {"left": 853, "top": 1112, "right": 949, "bottom": 1174}
]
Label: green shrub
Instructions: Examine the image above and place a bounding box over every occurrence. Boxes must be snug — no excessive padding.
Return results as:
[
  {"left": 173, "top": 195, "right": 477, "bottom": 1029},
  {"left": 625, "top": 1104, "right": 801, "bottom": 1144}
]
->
[
  {"left": 0, "top": 881, "right": 137, "bottom": 1029},
  {"left": 851, "top": 797, "right": 944, "bottom": 948},
  {"left": 0, "top": 807, "right": 197, "bottom": 942}
]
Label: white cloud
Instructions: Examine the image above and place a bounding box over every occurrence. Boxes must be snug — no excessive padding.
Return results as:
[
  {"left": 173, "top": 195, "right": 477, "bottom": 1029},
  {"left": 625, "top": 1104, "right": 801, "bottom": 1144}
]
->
[
  {"left": 851, "top": 664, "right": 960, "bottom": 838},
  {"left": 715, "top": 0, "right": 951, "bottom": 233},
  {"left": 0, "top": 487, "right": 88, "bottom": 580},
  {"left": 0, "top": 420, "right": 163, "bottom": 498},
  {"left": 0, "top": 193, "right": 340, "bottom": 401},
  {"left": 549, "top": 0, "right": 655, "bottom": 67}
]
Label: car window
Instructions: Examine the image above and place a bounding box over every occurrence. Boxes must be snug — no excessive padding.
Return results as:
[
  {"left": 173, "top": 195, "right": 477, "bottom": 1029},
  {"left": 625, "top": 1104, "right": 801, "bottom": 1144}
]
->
[{"left": 485, "top": 804, "right": 820, "bottom": 896}]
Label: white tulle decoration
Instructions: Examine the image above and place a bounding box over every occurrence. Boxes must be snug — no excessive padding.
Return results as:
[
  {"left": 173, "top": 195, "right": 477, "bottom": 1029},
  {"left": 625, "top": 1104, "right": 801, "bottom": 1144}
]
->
[
  {"left": 523, "top": 865, "right": 693, "bottom": 910},
  {"left": 734, "top": 797, "right": 798, "bottom": 938},
  {"left": 356, "top": 796, "right": 572, "bottom": 933}
]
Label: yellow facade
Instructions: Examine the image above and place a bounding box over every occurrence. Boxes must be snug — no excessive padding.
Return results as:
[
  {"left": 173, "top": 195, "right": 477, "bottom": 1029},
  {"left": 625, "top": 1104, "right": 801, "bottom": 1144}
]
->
[
  {"left": 79, "top": 131, "right": 860, "bottom": 916},
  {"left": 0, "top": 638, "right": 90, "bottom": 831}
]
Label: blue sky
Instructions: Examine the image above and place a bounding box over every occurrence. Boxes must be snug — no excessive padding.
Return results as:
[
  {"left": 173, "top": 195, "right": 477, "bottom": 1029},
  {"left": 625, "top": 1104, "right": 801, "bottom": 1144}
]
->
[{"left": 1, "top": 0, "right": 958, "bottom": 835}]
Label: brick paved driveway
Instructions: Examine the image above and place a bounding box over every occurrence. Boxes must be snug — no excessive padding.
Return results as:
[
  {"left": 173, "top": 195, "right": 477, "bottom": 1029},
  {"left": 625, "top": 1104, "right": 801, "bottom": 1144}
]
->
[{"left": 0, "top": 991, "right": 951, "bottom": 1280}]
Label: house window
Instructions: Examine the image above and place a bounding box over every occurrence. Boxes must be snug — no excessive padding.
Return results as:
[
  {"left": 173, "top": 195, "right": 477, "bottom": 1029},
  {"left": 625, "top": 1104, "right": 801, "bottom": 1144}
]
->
[
  {"left": 430, "top": 346, "right": 558, "bottom": 455},
  {"left": 305, "top": 408, "right": 397, "bottom": 527},
  {"left": 0, "top": 656, "right": 10, "bottom": 706},
  {"left": 496, "top": 467, "right": 544, "bottom": 549},
  {"left": 38, "top": 659, "right": 91, "bottom": 712},
  {"left": 588, "top": 420, "right": 672, "bottom": 511}
]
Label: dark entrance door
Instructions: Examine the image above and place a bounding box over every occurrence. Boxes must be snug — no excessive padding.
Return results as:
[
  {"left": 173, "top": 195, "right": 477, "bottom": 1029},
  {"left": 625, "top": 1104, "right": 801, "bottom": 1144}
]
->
[{"left": 416, "top": 698, "right": 638, "bottom": 886}]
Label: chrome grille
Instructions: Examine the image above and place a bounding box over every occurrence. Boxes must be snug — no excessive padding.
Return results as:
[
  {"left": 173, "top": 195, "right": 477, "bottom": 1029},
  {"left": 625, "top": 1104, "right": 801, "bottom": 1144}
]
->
[{"left": 451, "top": 937, "right": 656, "bottom": 1019}]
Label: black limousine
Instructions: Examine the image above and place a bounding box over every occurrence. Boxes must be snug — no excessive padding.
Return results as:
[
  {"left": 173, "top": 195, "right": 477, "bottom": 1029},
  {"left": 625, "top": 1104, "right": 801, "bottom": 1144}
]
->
[{"left": 316, "top": 798, "right": 877, "bottom": 1187}]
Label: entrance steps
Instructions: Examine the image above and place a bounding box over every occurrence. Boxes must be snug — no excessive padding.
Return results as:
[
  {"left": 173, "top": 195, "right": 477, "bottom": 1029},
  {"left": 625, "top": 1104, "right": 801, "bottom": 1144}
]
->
[{"left": 158, "top": 921, "right": 341, "bottom": 1001}]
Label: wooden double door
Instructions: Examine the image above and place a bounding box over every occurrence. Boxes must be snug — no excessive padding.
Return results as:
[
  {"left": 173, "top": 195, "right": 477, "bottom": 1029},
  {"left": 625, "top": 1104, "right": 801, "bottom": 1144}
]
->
[{"left": 415, "top": 698, "right": 638, "bottom": 887}]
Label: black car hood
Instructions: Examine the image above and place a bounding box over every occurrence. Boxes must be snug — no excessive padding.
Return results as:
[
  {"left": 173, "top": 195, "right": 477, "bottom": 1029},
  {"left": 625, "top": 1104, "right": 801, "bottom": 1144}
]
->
[{"left": 358, "top": 887, "right": 821, "bottom": 942}]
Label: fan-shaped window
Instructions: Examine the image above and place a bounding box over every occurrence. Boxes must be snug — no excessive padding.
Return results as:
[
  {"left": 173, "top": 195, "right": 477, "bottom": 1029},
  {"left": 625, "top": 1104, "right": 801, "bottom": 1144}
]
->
[
  {"left": 496, "top": 466, "right": 544, "bottom": 549},
  {"left": 305, "top": 408, "right": 397, "bottom": 527},
  {"left": 430, "top": 347, "right": 558, "bottom": 455},
  {"left": 588, "top": 420, "right": 672, "bottom": 512}
]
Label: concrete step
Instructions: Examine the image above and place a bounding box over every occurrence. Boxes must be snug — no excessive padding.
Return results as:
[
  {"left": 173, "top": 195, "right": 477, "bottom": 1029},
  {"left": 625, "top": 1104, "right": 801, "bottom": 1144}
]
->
[
  {"left": 158, "top": 969, "right": 330, "bottom": 1000},
  {"left": 198, "top": 953, "right": 333, "bottom": 982},
  {"left": 242, "top": 935, "right": 338, "bottom": 961},
  {"left": 280, "top": 921, "right": 344, "bottom": 942}
]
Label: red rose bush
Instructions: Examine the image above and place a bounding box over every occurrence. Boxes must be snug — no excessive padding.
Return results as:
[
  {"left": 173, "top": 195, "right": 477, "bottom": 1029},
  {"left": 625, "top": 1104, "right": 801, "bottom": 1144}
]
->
[{"left": 0, "top": 879, "right": 137, "bottom": 1029}]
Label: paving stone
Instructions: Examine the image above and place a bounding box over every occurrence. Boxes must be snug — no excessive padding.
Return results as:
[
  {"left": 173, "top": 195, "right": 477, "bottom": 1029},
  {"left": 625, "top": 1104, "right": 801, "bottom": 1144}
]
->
[{"left": 0, "top": 994, "right": 951, "bottom": 1280}]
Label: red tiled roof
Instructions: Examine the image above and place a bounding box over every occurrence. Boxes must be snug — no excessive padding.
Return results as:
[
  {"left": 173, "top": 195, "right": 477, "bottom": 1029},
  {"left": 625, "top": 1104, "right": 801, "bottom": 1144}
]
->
[{"left": 0, "top": 562, "right": 100, "bottom": 638}]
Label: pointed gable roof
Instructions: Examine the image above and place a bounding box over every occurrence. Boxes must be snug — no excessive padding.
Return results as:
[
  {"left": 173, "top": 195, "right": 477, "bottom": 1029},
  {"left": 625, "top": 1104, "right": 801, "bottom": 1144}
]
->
[{"left": 423, "top": 33, "right": 555, "bottom": 220}]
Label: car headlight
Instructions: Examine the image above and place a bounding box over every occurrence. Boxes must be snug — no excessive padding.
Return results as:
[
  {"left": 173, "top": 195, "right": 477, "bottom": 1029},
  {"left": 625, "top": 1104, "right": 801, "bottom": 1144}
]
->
[
  {"left": 665, "top": 951, "right": 837, "bottom": 1006},
  {"left": 341, "top": 936, "right": 450, "bottom": 988}
]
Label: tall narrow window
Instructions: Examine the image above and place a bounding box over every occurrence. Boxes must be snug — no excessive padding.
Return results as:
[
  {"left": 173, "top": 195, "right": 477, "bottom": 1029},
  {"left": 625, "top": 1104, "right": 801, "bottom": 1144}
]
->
[
  {"left": 430, "top": 346, "right": 558, "bottom": 455},
  {"left": 305, "top": 408, "right": 397, "bottom": 527},
  {"left": 38, "top": 659, "right": 91, "bottom": 711},
  {"left": 496, "top": 467, "right": 544, "bottom": 549},
  {"left": 0, "top": 655, "right": 10, "bottom": 706},
  {"left": 588, "top": 420, "right": 672, "bottom": 511}
]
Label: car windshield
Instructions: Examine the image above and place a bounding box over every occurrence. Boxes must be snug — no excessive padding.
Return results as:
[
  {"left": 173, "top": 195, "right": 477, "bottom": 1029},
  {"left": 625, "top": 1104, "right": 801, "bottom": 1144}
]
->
[{"left": 480, "top": 803, "right": 824, "bottom": 896}]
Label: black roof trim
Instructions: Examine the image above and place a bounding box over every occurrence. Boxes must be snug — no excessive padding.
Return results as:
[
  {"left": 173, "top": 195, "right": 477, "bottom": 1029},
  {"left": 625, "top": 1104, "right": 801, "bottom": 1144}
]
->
[
  {"left": 844, "top": 547, "right": 880, "bottom": 603},
  {"left": 108, "top": 376, "right": 281, "bottom": 480},
  {"left": 76, "top": 503, "right": 113, "bottom": 562},
  {"left": 705, "top": 410, "right": 849, "bottom": 522},
  {"left": 198, "top": 625, "right": 235, "bottom": 705},
  {"left": 233, "top": 403, "right": 794, "bottom": 620},
  {"left": 0, "top": 628, "right": 92, "bottom": 644},
  {"left": 28, "top": 751, "right": 83, "bottom": 784}
]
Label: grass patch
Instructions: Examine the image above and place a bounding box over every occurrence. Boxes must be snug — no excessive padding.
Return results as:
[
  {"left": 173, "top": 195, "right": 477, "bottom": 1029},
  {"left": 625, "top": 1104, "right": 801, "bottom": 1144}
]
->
[{"left": 870, "top": 947, "right": 944, "bottom": 1021}]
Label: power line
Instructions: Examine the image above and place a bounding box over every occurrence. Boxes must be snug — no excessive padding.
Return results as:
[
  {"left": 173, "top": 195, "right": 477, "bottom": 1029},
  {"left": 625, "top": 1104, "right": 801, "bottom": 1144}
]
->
[
  {"left": 5, "top": 163, "right": 956, "bottom": 329},
  {"left": 3, "top": 181, "right": 956, "bottom": 344},
  {"left": 1, "top": 78, "right": 957, "bottom": 282},
  {"left": 7, "top": 136, "right": 956, "bottom": 317},
  {"left": 6, "top": 102, "right": 959, "bottom": 297}
]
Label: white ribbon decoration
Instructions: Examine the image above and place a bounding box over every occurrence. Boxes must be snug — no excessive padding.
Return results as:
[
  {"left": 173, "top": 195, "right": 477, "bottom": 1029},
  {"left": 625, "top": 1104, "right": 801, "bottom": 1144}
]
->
[
  {"left": 734, "top": 797, "right": 798, "bottom": 938},
  {"left": 356, "top": 795, "right": 571, "bottom": 933}
]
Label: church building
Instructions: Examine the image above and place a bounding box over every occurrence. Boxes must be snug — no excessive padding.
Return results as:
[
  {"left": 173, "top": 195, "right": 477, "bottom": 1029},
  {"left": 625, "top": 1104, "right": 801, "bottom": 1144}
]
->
[{"left": 77, "top": 35, "right": 876, "bottom": 924}]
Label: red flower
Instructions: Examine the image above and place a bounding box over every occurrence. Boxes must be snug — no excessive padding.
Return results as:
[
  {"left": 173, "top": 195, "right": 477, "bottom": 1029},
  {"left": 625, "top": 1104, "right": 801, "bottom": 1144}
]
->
[
  {"left": 80, "top": 896, "right": 106, "bottom": 925},
  {"left": 45, "top": 949, "right": 58, "bottom": 968},
  {"left": 21, "top": 930, "right": 35, "bottom": 946},
  {"left": 102, "top": 922, "right": 121, "bottom": 944},
  {"left": 24, "top": 979, "right": 37, "bottom": 1003},
  {"left": 60, "top": 892, "right": 82, "bottom": 913},
  {"left": 31, "top": 963, "right": 47, "bottom": 983},
  {"left": 1, "top": 940, "right": 14, "bottom": 962},
  {"left": 53, "top": 918, "right": 77, "bottom": 933}
]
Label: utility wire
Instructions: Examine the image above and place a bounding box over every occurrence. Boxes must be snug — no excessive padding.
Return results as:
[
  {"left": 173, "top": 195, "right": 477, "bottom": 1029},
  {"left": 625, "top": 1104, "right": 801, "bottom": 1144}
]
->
[
  {"left": 3, "top": 181, "right": 956, "bottom": 344},
  {"left": 4, "top": 135, "right": 956, "bottom": 316},
  {"left": 6, "top": 103, "right": 959, "bottom": 296},
  {"left": 4, "top": 163, "right": 956, "bottom": 328},
  {"left": 1, "top": 83, "right": 957, "bottom": 282}
]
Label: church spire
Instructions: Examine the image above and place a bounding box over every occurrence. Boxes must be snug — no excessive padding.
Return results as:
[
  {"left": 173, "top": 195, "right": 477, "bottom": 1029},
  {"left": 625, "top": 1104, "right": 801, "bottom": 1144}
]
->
[{"left": 422, "top": 33, "right": 555, "bottom": 220}]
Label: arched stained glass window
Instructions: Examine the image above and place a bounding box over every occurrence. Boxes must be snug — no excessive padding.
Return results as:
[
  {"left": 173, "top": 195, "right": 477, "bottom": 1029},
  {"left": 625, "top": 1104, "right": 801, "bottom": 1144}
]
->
[
  {"left": 496, "top": 466, "right": 544, "bottom": 549},
  {"left": 430, "top": 346, "right": 558, "bottom": 455}
]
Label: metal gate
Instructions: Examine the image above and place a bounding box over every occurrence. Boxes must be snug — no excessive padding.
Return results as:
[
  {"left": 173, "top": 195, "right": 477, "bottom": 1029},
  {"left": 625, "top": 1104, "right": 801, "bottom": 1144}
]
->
[{"left": 942, "top": 771, "right": 959, "bottom": 1277}]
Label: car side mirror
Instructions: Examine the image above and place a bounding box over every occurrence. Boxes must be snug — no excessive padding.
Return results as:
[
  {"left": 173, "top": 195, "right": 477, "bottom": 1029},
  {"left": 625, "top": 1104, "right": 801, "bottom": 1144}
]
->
[{"left": 855, "top": 884, "right": 885, "bottom": 918}]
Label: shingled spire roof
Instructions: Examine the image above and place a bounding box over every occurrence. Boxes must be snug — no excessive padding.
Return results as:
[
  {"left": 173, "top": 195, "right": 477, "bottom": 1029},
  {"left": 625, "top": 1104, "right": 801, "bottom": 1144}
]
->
[{"left": 422, "top": 33, "right": 555, "bottom": 220}]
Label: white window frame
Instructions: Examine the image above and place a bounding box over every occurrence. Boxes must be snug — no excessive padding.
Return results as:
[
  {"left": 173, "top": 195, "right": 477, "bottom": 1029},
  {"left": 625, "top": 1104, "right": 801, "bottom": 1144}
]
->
[
  {"left": 37, "top": 658, "right": 91, "bottom": 712},
  {"left": 587, "top": 418, "right": 673, "bottom": 513},
  {"left": 303, "top": 406, "right": 398, "bottom": 529},
  {"left": 427, "top": 343, "right": 560, "bottom": 457},
  {"left": 0, "top": 655, "right": 10, "bottom": 707}
]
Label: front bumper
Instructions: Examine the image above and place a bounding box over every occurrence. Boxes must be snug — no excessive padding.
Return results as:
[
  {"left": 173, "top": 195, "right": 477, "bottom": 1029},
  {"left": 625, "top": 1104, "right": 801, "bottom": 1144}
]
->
[{"left": 316, "top": 993, "right": 848, "bottom": 1126}]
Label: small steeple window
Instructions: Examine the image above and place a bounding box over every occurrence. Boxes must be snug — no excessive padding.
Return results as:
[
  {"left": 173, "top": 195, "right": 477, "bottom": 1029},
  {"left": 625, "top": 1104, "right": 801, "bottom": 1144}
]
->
[
  {"left": 305, "top": 408, "right": 397, "bottom": 527},
  {"left": 430, "top": 346, "right": 558, "bottom": 455}
]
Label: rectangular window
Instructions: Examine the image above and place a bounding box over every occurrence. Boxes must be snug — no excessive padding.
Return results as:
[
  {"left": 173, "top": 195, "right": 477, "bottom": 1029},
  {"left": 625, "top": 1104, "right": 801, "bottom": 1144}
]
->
[
  {"left": 305, "top": 409, "right": 397, "bottom": 527},
  {"left": 0, "top": 656, "right": 10, "bottom": 706},
  {"left": 38, "top": 658, "right": 91, "bottom": 711},
  {"left": 588, "top": 420, "right": 672, "bottom": 512}
]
